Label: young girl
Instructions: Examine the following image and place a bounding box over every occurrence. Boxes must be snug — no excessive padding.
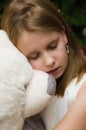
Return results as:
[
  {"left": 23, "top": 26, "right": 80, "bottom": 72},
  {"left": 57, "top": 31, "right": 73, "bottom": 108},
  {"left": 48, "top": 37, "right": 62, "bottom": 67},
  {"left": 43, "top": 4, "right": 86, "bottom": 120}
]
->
[{"left": 1, "top": 0, "right": 86, "bottom": 130}]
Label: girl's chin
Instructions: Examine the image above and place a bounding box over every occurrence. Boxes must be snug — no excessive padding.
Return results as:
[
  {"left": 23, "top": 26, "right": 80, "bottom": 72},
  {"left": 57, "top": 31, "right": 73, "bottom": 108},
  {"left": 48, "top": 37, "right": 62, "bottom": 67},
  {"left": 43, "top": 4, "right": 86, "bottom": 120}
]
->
[{"left": 53, "top": 71, "right": 63, "bottom": 79}]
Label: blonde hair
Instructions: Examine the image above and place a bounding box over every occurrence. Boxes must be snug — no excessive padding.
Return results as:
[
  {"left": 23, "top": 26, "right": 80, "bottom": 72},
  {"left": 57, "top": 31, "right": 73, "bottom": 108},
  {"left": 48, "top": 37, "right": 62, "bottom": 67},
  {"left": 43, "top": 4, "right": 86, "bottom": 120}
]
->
[{"left": 1, "top": 0, "right": 86, "bottom": 96}]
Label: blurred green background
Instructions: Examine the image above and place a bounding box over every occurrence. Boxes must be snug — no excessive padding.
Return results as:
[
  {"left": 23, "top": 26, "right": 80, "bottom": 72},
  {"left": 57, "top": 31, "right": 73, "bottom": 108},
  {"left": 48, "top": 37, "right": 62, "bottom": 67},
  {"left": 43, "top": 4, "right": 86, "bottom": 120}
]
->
[{"left": 0, "top": 0, "right": 86, "bottom": 47}]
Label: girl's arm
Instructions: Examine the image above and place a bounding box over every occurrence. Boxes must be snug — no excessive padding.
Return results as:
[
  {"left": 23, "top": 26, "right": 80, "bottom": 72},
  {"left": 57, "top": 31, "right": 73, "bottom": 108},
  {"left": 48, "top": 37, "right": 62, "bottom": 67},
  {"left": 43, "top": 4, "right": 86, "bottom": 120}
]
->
[{"left": 54, "top": 81, "right": 86, "bottom": 130}]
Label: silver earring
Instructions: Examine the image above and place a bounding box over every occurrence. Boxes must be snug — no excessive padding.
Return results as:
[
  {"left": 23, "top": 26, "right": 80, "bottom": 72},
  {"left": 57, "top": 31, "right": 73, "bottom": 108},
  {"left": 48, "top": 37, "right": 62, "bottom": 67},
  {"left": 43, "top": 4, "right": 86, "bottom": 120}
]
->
[{"left": 65, "top": 44, "right": 69, "bottom": 54}]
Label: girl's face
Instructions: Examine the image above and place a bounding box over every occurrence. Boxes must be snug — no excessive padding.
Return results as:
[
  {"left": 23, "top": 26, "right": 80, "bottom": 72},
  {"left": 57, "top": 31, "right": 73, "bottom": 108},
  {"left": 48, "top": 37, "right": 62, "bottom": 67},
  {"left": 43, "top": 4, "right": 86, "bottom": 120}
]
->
[{"left": 17, "top": 31, "right": 68, "bottom": 79}]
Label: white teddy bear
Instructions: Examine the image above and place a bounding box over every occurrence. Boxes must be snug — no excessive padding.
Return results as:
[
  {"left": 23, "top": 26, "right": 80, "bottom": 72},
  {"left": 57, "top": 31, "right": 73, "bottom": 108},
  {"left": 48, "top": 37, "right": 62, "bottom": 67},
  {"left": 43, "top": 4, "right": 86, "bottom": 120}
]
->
[{"left": 0, "top": 30, "right": 56, "bottom": 130}]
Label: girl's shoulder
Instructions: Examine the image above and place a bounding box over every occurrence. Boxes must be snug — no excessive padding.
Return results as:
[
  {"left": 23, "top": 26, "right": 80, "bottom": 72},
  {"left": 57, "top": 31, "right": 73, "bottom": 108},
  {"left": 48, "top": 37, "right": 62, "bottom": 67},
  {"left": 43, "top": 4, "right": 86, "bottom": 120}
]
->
[
  {"left": 76, "top": 73, "right": 86, "bottom": 101},
  {"left": 66, "top": 73, "right": 86, "bottom": 93},
  {"left": 65, "top": 73, "right": 86, "bottom": 107}
]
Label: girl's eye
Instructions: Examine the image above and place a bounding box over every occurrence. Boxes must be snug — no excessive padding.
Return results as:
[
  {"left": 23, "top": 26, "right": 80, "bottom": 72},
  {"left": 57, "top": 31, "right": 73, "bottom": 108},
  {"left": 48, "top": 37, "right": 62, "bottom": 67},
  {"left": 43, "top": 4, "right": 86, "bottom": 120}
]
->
[
  {"left": 48, "top": 42, "right": 57, "bottom": 50},
  {"left": 28, "top": 53, "right": 40, "bottom": 60}
]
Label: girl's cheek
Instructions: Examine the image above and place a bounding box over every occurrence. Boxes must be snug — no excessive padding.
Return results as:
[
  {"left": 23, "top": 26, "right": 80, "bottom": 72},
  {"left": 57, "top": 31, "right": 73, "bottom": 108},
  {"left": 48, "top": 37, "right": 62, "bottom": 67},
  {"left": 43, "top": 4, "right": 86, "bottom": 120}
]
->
[{"left": 29, "top": 60, "right": 40, "bottom": 69}]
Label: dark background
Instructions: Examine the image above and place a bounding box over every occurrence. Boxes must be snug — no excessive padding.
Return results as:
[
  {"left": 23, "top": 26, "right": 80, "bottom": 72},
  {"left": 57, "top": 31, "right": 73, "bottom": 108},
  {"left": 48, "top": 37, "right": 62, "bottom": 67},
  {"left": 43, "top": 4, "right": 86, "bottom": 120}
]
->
[{"left": 0, "top": 0, "right": 86, "bottom": 47}]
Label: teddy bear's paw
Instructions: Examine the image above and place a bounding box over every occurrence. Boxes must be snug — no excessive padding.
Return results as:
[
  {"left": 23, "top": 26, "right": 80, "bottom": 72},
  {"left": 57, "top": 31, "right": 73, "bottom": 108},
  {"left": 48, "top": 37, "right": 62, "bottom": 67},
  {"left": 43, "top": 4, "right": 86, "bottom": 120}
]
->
[{"left": 47, "top": 75, "right": 56, "bottom": 95}]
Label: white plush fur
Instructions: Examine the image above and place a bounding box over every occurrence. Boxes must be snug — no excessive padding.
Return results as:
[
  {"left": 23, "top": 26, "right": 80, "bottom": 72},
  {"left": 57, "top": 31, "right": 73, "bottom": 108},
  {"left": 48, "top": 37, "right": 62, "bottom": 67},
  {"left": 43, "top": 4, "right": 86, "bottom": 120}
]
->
[{"left": 0, "top": 30, "right": 56, "bottom": 130}]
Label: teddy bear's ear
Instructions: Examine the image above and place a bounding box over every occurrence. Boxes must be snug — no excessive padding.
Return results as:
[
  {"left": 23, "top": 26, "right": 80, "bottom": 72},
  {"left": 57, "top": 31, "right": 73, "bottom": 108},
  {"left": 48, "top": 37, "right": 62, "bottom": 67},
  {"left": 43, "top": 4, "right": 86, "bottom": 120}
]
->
[
  {"left": 0, "top": 29, "right": 33, "bottom": 90},
  {"left": 24, "top": 70, "right": 56, "bottom": 118}
]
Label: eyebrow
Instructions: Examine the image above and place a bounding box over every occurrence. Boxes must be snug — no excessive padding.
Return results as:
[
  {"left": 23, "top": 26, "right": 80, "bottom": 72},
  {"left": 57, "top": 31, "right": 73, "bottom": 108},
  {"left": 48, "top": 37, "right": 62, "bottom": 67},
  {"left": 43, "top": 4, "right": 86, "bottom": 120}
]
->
[
  {"left": 27, "top": 35, "right": 59, "bottom": 57},
  {"left": 49, "top": 36, "right": 59, "bottom": 45}
]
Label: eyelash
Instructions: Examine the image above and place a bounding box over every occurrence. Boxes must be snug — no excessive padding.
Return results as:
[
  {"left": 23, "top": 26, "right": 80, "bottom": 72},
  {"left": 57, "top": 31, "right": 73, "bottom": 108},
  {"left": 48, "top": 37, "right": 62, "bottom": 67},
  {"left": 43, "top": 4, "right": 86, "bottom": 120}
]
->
[
  {"left": 48, "top": 42, "right": 57, "bottom": 50},
  {"left": 28, "top": 42, "right": 58, "bottom": 60},
  {"left": 28, "top": 53, "right": 39, "bottom": 60}
]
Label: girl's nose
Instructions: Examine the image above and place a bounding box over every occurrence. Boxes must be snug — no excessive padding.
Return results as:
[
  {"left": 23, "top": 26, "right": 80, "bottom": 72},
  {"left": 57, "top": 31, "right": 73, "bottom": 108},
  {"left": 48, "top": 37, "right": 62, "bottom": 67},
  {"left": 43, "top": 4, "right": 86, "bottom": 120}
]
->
[{"left": 44, "top": 53, "right": 55, "bottom": 67}]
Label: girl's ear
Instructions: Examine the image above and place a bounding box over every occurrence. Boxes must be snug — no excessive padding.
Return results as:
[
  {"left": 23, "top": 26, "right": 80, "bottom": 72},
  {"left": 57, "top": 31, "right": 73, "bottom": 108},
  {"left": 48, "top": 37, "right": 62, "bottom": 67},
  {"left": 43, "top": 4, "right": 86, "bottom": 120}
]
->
[{"left": 61, "top": 31, "right": 68, "bottom": 45}]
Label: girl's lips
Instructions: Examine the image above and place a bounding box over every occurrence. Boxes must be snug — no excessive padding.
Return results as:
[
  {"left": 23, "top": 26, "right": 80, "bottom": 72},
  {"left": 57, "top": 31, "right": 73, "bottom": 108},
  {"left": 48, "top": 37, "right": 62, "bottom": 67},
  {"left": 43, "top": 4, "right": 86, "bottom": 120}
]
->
[{"left": 48, "top": 67, "right": 60, "bottom": 74}]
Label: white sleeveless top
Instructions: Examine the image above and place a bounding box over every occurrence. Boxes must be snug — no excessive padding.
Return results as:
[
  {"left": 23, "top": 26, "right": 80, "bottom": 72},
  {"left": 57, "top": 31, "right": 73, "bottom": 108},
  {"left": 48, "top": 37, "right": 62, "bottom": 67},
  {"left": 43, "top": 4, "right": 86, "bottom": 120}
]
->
[{"left": 41, "top": 74, "right": 86, "bottom": 130}]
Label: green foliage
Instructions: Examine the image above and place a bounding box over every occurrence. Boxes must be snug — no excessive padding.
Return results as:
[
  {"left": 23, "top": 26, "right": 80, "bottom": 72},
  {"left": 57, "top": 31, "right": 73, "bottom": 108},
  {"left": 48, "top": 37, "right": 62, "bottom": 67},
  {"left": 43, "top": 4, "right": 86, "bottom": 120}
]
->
[
  {"left": 51, "top": 0, "right": 86, "bottom": 26},
  {"left": 0, "top": 0, "right": 10, "bottom": 14},
  {"left": 51, "top": 0, "right": 86, "bottom": 46},
  {"left": 0, "top": 0, "right": 10, "bottom": 26}
]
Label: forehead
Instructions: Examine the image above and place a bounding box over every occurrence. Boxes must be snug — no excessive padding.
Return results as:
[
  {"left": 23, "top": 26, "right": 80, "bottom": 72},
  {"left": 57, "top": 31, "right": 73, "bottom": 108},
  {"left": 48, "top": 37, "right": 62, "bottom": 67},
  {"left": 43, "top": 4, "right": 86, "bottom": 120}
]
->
[
  {"left": 17, "top": 30, "right": 60, "bottom": 55},
  {"left": 18, "top": 30, "right": 59, "bottom": 42}
]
